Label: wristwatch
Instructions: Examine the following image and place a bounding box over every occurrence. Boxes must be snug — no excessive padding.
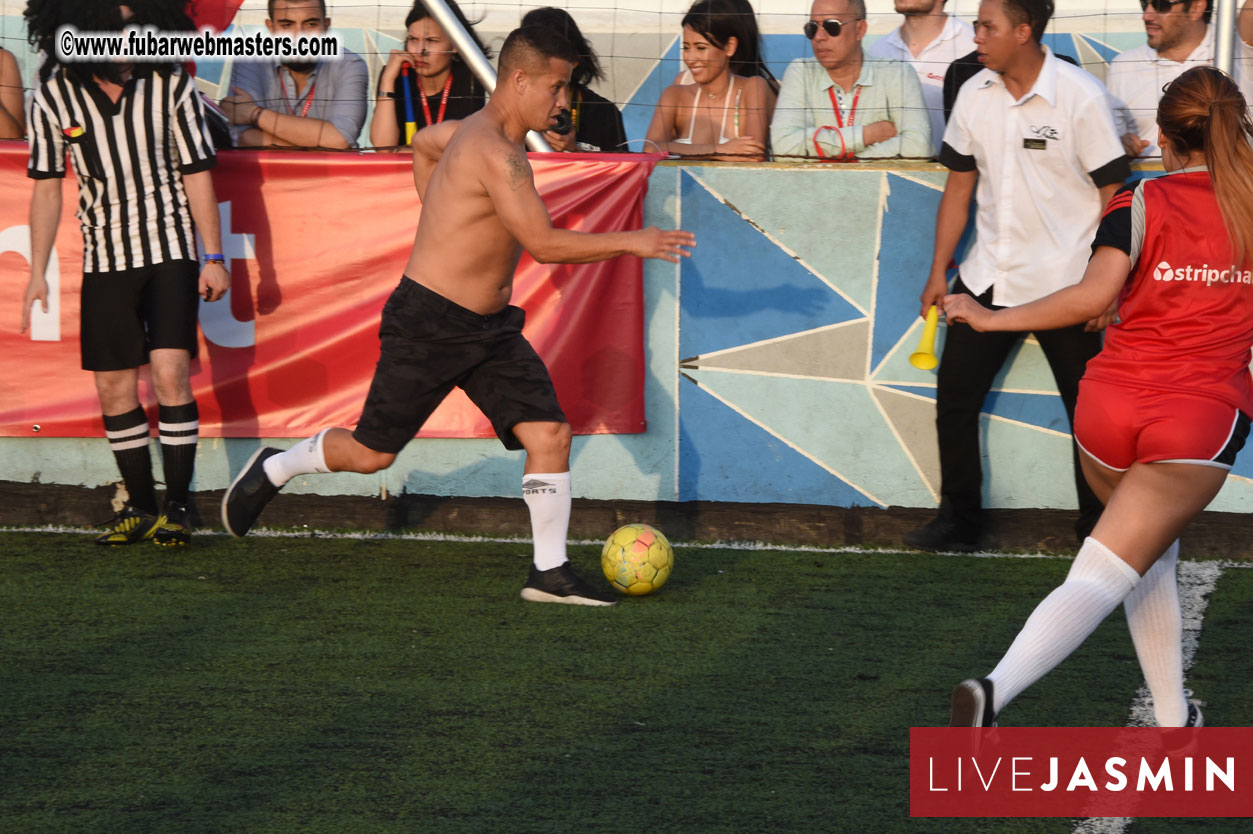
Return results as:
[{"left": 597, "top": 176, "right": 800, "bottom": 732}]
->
[{"left": 202, "top": 253, "right": 226, "bottom": 265}]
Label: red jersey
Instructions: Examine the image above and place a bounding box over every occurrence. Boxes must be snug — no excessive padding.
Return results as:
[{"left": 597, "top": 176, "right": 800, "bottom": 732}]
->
[{"left": 1084, "top": 169, "right": 1253, "bottom": 415}]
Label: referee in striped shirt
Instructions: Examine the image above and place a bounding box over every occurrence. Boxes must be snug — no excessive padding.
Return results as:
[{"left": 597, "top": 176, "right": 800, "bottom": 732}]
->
[{"left": 20, "top": 0, "right": 230, "bottom": 546}]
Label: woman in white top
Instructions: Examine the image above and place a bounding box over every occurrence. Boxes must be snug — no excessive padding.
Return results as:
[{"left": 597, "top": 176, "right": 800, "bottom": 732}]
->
[{"left": 645, "top": 0, "right": 774, "bottom": 160}]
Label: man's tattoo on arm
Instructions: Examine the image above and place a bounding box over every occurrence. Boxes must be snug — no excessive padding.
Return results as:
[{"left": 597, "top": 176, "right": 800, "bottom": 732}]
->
[{"left": 505, "top": 150, "right": 530, "bottom": 191}]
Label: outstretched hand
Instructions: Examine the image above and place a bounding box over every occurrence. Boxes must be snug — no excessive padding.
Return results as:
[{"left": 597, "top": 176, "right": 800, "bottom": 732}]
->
[{"left": 634, "top": 227, "right": 696, "bottom": 263}]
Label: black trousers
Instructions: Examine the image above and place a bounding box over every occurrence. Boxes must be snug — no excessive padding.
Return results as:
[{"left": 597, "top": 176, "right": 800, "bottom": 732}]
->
[{"left": 935, "top": 278, "right": 1103, "bottom": 538}]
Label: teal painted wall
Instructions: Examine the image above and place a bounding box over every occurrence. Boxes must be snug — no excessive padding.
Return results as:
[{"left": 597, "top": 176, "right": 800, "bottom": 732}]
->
[{"left": 7, "top": 161, "right": 1253, "bottom": 514}]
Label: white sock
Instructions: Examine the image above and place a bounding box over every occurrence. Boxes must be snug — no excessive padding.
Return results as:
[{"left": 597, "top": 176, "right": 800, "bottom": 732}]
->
[
  {"left": 523, "top": 471, "right": 571, "bottom": 571},
  {"left": 1124, "top": 540, "right": 1188, "bottom": 726},
  {"left": 263, "top": 429, "right": 332, "bottom": 487},
  {"left": 987, "top": 537, "right": 1140, "bottom": 714}
]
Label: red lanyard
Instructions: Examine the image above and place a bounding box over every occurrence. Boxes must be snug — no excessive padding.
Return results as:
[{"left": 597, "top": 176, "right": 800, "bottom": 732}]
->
[
  {"left": 828, "top": 85, "right": 860, "bottom": 128},
  {"left": 419, "top": 73, "right": 453, "bottom": 126},
  {"left": 814, "top": 85, "right": 861, "bottom": 160},
  {"left": 280, "top": 70, "right": 316, "bottom": 117}
]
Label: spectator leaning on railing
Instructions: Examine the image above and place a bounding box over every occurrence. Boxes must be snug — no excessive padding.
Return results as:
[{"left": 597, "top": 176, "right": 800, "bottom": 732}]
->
[
  {"left": 645, "top": 0, "right": 775, "bottom": 161},
  {"left": 220, "top": 0, "right": 368, "bottom": 149},
  {"left": 1106, "top": 0, "right": 1253, "bottom": 158},
  {"left": 865, "top": 0, "right": 974, "bottom": 157},
  {"left": 771, "top": 0, "right": 931, "bottom": 160}
]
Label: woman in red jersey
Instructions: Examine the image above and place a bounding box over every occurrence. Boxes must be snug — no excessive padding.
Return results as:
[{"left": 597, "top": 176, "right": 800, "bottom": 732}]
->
[{"left": 942, "top": 66, "right": 1253, "bottom": 728}]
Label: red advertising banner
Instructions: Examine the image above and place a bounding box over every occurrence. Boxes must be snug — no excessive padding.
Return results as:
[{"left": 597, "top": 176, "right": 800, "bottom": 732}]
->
[
  {"left": 0, "top": 142, "right": 658, "bottom": 439},
  {"left": 911, "top": 727, "right": 1253, "bottom": 818}
]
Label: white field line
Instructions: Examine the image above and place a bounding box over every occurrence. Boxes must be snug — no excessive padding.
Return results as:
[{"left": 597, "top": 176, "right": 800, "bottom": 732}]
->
[
  {"left": 1070, "top": 559, "right": 1225, "bottom": 834},
  {"left": 5, "top": 524, "right": 1253, "bottom": 567}
]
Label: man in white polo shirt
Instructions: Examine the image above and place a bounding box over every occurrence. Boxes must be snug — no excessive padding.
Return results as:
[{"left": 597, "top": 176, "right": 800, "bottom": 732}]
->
[
  {"left": 904, "top": 0, "right": 1130, "bottom": 552},
  {"left": 866, "top": 0, "right": 975, "bottom": 157},
  {"left": 1107, "top": 0, "right": 1253, "bottom": 158}
]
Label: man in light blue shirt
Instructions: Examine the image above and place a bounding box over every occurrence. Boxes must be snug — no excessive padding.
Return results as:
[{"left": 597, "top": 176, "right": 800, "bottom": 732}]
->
[
  {"left": 771, "top": 0, "right": 931, "bottom": 160},
  {"left": 219, "top": 0, "right": 368, "bottom": 149}
]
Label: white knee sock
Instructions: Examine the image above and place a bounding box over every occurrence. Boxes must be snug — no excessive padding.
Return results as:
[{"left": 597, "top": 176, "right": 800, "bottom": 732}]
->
[
  {"left": 987, "top": 537, "right": 1141, "bottom": 714},
  {"left": 263, "top": 429, "right": 331, "bottom": 487},
  {"left": 523, "top": 471, "right": 571, "bottom": 571},
  {"left": 1124, "top": 540, "right": 1188, "bottom": 726}
]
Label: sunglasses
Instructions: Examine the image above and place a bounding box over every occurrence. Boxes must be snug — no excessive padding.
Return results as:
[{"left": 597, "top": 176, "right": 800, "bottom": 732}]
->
[
  {"left": 804, "top": 18, "right": 856, "bottom": 39},
  {"left": 1138, "top": 0, "right": 1188, "bottom": 12}
]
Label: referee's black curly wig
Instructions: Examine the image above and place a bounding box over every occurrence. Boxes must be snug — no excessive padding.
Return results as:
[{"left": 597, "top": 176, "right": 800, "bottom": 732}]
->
[{"left": 25, "top": 0, "right": 196, "bottom": 84}]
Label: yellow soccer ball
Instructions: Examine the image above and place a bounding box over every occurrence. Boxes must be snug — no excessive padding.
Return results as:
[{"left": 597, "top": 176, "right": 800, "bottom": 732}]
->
[{"left": 601, "top": 523, "right": 674, "bottom": 596}]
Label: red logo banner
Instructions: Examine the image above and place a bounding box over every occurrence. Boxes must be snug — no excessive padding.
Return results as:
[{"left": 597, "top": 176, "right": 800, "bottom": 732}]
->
[
  {"left": 911, "top": 727, "right": 1253, "bottom": 818},
  {"left": 0, "top": 143, "right": 659, "bottom": 439}
]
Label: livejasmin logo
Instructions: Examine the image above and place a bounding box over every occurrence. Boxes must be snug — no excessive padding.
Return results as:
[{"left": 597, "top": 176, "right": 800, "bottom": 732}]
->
[
  {"left": 927, "top": 754, "right": 1235, "bottom": 793},
  {"left": 1154, "top": 260, "right": 1253, "bottom": 286},
  {"left": 909, "top": 727, "right": 1253, "bottom": 817}
]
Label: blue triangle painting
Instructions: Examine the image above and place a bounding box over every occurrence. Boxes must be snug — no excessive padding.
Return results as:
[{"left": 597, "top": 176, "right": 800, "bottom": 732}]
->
[
  {"left": 983, "top": 390, "right": 1072, "bottom": 434},
  {"left": 874, "top": 174, "right": 942, "bottom": 372},
  {"left": 679, "top": 171, "right": 864, "bottom": 359},
  {"left": 679, "top": 374, "right": 875, "bottom": 506}
]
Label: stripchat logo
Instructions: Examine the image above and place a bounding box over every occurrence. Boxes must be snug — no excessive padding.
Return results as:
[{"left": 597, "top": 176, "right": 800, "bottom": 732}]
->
[{"left": 1154, "top": 260, "right": 1253, "bottom": 286}]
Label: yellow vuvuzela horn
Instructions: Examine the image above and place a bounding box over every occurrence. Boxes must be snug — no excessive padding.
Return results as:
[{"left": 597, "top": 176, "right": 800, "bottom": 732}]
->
[{"left": 909, "top": 305, "right": 940, "bottom": 370}]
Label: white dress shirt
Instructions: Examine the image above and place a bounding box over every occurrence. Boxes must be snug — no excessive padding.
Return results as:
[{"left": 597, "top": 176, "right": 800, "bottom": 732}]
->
[
  {"left": 941, "top": 48, "right": 1129, "bottom": 307},
  {"left": 1106, "top": 24, "right": 1253, "bottom": 157},
  {"left": 866, "top": 14, "right": 975, "bottom": 156}
]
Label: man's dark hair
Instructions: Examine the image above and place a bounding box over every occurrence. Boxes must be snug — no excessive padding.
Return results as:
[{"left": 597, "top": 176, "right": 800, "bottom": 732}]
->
[
  {"left": 267, "top": 0, "right": 329, "bottom": 20},
  {"left": 498, "top": 25, "right": 579, "bottom": 77},
  {"left": 26, "top": 0, "right": 193, "bottom": 84},
  {"left": 406, "top": 0, "right": 492, "bottom": 60},
  {"left": 1001, "top": 0, "right": 1053, "bottom": 44},
  {"left": 520, "top": 7, "right": 602, "bottom": 87}
]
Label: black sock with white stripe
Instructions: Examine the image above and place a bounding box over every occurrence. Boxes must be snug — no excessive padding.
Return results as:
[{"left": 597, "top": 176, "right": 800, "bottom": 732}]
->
[
  {"left": 104, "top": 407, "right": 156, "bottom": 514},
  {"left": 159, "top": 401, "right": 199, "bottom": 507}
]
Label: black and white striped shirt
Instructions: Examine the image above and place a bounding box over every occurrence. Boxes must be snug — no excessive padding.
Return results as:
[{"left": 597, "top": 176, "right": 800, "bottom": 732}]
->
[{"left": 27, "top": 66, "right": 216, "bottom": 273}]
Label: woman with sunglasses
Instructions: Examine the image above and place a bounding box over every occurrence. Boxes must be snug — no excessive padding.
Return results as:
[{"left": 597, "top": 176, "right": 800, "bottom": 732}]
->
[
  {"left": 770, "top": 0, "right": 930, "bottom": 160},
  {"left": 1105, "top": 0, "right": 1253, "bottom": 159},
  {"left": 645, "top": 0, "right": 775, "bottom": 160},
  {"left": 369, "top": 0, "right": 488, "bottom": 149},
  {"left": 944, "top": 67, "right": 1253, "bottom": 728}
]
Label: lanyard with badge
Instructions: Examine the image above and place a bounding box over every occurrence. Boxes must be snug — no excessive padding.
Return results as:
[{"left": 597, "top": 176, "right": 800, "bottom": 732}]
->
[
  {"left": 279, "top": 68, "right": 316, "bottom": 117},
  {"left": 419, "top": 73, "right": 453, "bottom": 125},
  {"left": 814, "top": 85, "right": 861, "bottom": 160}
]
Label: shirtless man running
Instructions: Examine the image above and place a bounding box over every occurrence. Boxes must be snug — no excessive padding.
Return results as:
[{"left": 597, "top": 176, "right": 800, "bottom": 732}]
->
[{"left": 221, "top": 25, "right": 694, "bottom": 605}]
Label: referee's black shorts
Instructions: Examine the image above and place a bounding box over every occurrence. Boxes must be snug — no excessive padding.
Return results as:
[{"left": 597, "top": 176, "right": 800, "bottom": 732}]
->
[
  {"left": 79, "top": 259, "right": 200, "bottom": 371},
  {"left": 353, "top": 277, "right": 568, "bottom": 454}
]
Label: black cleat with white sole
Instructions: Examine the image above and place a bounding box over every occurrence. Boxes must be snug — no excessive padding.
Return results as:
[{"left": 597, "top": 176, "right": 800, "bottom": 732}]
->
[
  {"left": 521, "top": 563, "right": 617, "bottom": 606},
  {"left": 221, "top": 447, "right": 283, "bottom": 537},
  {"left": 950, "top": 678, "right": 998, "bottom": 727}
]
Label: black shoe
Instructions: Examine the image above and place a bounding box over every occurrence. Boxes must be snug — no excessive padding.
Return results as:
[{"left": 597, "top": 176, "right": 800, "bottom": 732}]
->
[
  {"left": 903, "top": 516, "right": 979, "bottom": 552},
  {"left": 221, "top": 447, "right": 283, "bottom": 537},
  {"left": 95, "top": 504, "right": 162, "bottom": 546},
  {"left": 521, "top": 563, "right": 618, "bottom": 606},
  {"left": 1185, "top": 702, "right": 1204, "bottom": 728},
  {"left": 153, "top": 501, "right": 191, "bottom": 546},
  {"left": 950, "top": 678, "right": 997, "bottom": 727}
]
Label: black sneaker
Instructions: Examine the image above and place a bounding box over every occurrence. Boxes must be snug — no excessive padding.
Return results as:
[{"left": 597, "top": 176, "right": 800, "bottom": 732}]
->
[
  {"left": 95, "top": 504, "right": 161, "bottom": 546},
  {"left": 521, "top": 563, "right": 618, "bottom": 606},
  {"left": 221, "top": 447, "right": 283, "bottom": 537},
  {"left": 1185, "top": 702, "right": 1204, "bottom": 728},
  {"left": 950, "top": 678, "right": 997, "bottom": 727},
  {"left": 903, "top": 516, "right": 979, "bottom": 552},
  {"left": 153, "top": 501, "right": 191, "bottom": 547}
]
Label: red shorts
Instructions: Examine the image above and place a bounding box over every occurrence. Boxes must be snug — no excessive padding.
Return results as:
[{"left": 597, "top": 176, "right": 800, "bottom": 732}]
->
[{"left": 1074, "top": 378, "right": 1250, "bottom": 471}]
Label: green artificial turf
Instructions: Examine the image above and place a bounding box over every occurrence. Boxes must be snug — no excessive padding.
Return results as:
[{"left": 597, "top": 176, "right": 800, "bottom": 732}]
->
[{"left": 1, "top": 532, "right": 1250, "bottom": 834}]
